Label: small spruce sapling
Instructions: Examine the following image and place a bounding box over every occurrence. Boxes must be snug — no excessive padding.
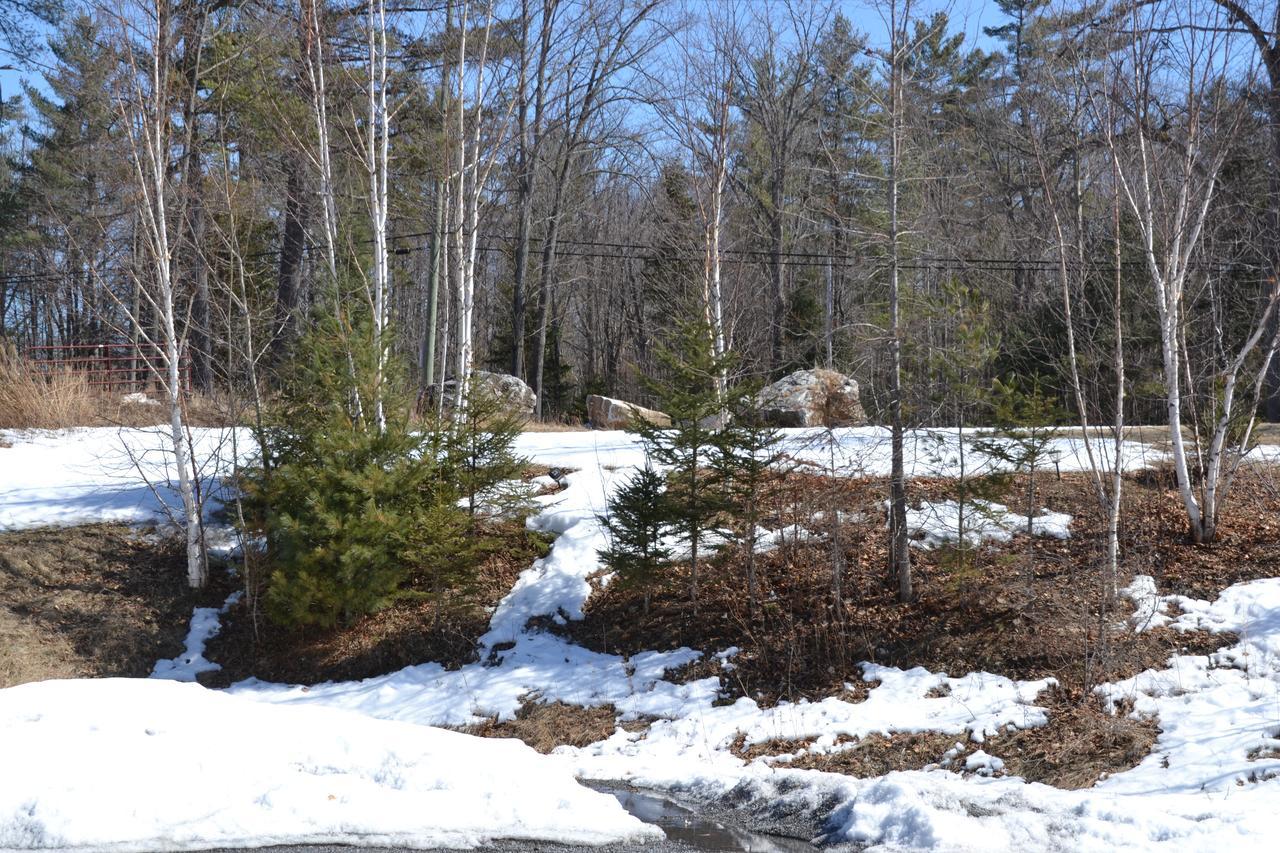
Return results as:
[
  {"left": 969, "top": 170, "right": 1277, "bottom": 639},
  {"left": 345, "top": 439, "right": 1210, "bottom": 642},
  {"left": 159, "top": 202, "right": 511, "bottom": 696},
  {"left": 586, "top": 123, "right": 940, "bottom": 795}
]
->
[
  {"left": 710, "top": 398, "right": 784, "bottom": 620},
  {"left": 975, "top": 375, "right": 1064, "bottom": 535},
  {"left": 439, "top": 380, "right": 532, "bottom": 523},
  {"left": 630, "top": 321, "right": 734, "bottom": 611},
  {"left": 925, "top": 281, "right": 1003, "bottom": 573},
  {"left": 598, "top": 463, "right": 673, "bottom": 616}
]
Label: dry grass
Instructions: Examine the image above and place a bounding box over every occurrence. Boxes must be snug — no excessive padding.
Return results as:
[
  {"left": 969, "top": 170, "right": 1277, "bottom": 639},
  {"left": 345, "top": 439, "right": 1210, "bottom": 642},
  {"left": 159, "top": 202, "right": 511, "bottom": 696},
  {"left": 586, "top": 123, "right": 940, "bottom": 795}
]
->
[
  {"left": 517, "top": 417, "right": 589, "bottom": 432},
  {"left": 0, "top": 359, "right": 99, "bottom": 429},
  {"left": 0, "top": 524, "right": 226, "bottom": 688},
  {"left": 0, "top": 353, "right": 228, "bottom": 429},
  {"left": 461, "top": 700, "right": 621, "bottom": 753}
]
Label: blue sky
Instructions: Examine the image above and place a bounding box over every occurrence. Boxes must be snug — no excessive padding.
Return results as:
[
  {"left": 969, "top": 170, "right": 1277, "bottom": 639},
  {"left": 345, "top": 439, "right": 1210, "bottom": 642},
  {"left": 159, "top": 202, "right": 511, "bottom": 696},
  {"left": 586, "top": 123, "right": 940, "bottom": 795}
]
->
[{"left": 1, "top": 0, "right": 1006, "bottom": 124}]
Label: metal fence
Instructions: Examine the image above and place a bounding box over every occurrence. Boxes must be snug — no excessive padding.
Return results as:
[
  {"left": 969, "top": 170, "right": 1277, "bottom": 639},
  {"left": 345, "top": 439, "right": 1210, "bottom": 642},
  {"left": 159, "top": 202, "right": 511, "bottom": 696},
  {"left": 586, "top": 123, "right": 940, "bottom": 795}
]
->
[{"left": 23, "top": 343, "right": 191, "bottom": 395}]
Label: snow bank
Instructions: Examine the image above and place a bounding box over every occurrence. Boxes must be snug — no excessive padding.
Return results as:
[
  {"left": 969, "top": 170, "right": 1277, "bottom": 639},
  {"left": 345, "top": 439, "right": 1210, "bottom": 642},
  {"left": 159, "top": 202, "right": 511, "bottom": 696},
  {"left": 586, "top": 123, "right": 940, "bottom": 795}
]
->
[
  {"left": 511, "top": 427, "right": 1163, "bottom": 481},
  {"left": 0, "top": 678, "right": 659, "bottom": 851},
  {"left": 564, "top": 665, "right": 1055, "bottom": 784}
]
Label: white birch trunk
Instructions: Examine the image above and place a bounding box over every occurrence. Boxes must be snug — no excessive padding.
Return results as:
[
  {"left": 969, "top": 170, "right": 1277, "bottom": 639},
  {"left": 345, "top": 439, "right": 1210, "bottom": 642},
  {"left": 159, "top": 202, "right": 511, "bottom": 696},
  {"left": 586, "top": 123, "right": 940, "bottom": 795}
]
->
[
  {"left": 121, "top": 1, "right": 205, "bottom": 588},
  {"left": 367, "top": 0, "right": 390, "bottom": 433}
]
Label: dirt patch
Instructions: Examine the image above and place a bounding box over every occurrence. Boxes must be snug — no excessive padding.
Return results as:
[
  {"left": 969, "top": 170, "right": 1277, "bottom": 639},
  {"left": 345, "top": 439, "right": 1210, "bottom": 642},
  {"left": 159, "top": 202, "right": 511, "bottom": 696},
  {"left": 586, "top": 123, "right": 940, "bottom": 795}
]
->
[
  {"left": 995, "top": 693, "right": 1160, "bottom": 788},
  {"left": 754, "top": 730, "right": 965, "bottom": 777},
  {"left": 205, "top": 524, "right": 553, "bottom": 686},
  {"left": 462, "top": 700, "right": 620, "bottom": 753},
  {"left": 0, "top": 525, "right": 225, "bottom": 687}
]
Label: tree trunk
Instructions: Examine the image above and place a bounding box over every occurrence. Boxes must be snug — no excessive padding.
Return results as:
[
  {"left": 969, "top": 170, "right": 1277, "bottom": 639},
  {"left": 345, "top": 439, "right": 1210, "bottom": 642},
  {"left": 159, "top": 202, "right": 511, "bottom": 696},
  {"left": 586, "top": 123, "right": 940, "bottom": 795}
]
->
[
  {"left": 275, "top": 159, "right": 307, "bottom": 357},
  {"left": 887, "top": 0, "right": 911, "bottom": 602},
  {"left": 420, "top": 179, "right": 444, "bottom": 397}
]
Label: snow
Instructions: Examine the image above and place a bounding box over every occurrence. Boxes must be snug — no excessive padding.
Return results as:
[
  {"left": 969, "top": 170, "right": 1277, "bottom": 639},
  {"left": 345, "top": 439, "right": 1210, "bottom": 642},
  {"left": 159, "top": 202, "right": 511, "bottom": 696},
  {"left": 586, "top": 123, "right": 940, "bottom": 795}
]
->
[
  {"left": 903, "top": 499, "right": 1072, "bottom": 549},
  {"left": 509, "top": 427, "right": 1164, "bottom": 481},
  {"left": 0, "top": 427, "right": 249, "bottom": 532},
  {"left": 963, "top": 750, "right": 1005, "bottom": 776},
  {"left": 563, "top": 665, "right": 1054, "bottom": 781},
  {"left": 7, "top": 426, "right": 1280, "bottom": 851},
  {"left": 1122, "top": 575, "right": 1173, "bottom": 630},
  {"left": 150, "top": 591, "right": 242, "bottom": 683},
  {"left": 0, "top": 678, "right": 659, "bottom": 851}
]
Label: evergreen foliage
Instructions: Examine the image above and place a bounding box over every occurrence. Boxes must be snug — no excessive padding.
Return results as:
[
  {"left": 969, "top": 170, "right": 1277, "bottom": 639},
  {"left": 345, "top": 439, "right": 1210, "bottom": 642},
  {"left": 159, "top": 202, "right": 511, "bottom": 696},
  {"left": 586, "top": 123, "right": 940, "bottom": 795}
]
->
[
  {"left": 710, "top": 397, "right": 784, "bottom": 617},
  {"left": 601, "top": 319, "right": 785, "bottom": 615},
  {"left": 243, "top": 315, "right": 525, "bottom": 629},
  {"left": 975, "top": 375, "right": 1065, "bottom": 535},
  {"left": 629, "top": 321, "right": 735, "bottom": 608},
  {"left": 597, "top": 463, "right": 672, "bottom": 616}
]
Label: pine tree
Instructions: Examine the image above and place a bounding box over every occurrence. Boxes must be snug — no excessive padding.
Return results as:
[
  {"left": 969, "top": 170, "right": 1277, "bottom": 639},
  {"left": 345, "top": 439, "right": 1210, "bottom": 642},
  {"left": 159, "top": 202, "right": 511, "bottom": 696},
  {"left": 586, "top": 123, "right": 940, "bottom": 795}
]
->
[
  {"left": 925, "top": 280, "right": 1003, "bottom": 573},
  {"left": 631, "top": 320, "right": 733, "bottom": 610},
  {"left": 710, "top": 401, "right": 783, "bottom": 619},
  {"left": 598, "top": 463, "right": 672, "bottom": 616},
  {"left": 975, "top": 375, "right": 1064, "bottom": 535},
  {"left": 439, "top": 381, "right": 531, "bottom": 523},
  {"left": 244, "top": 314, "right": 498, "bottom": 629}
]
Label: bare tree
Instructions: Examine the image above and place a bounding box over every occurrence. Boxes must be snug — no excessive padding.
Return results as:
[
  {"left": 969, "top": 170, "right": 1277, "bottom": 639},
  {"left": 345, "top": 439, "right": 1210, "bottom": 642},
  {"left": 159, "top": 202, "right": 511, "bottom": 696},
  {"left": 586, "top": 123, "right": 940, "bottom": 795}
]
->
[
  {"left": 733, "top": 1, "right": 829, "bottom": 373},
  {"left": 109, "top": 0, "right": 206, "bottom": 588},
  {"left": 1105, "top": 1, "right": 1278, "bottom": 543}
]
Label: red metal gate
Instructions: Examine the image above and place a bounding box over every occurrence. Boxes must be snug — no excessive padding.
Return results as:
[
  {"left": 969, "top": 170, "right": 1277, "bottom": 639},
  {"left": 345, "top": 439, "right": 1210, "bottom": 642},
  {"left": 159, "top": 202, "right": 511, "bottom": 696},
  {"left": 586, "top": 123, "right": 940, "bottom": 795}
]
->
[{"left": 23, "top": 343, "right": 192, "bottom": 395}]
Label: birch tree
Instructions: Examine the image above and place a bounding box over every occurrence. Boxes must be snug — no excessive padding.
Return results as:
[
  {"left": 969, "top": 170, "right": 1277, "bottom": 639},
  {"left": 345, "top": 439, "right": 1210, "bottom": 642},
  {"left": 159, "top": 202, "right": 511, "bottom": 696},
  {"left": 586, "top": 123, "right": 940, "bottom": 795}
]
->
[
  {"left": 448, "top": 0, "right": 510, "bottom": 411},
  {"left": 111, "top": 0, "right": 205, "bottom": 588},
  {"left": 1106, "top": 1, "right": 1278, "bottom": 543},
  {"left": 662, "top": 1, "right": 740, "bottom": 401},
  {"left": 361, "top": 0, "right": 391, "bottom": 432}
]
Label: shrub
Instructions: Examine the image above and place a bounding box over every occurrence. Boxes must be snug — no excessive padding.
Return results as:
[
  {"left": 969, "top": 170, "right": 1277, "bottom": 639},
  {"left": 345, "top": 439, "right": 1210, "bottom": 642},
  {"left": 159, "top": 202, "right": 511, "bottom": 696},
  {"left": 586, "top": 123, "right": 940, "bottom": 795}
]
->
[
  {"left": 0, "top": 343, "right": 97, "bottom": 429},
  {"left": 245, "top": 317, "right": 526, "bottom": 629}
]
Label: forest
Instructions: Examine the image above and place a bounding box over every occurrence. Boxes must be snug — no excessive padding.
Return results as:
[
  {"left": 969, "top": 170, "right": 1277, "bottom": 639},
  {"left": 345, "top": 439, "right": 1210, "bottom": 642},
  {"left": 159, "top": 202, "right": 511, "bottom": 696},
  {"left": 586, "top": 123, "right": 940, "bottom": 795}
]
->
[{"left": 0, "top": 0, "right": 1275, "bottom": 420}]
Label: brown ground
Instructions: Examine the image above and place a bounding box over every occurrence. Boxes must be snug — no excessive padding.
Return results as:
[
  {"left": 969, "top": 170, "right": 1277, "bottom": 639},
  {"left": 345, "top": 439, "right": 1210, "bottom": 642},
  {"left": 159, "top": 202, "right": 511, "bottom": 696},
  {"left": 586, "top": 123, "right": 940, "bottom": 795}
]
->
[
  {"left": 0, "top": 524, "right": 227, "bottom": 688},
  {"left": 462, "top": 701, "right": 625, "bottom": 753},
  {"left": 741, "top": 688, "right": 1158, "bottom": 788},
  {"left": 563, "top": 463, "right": 1280, "bottom": 706}
]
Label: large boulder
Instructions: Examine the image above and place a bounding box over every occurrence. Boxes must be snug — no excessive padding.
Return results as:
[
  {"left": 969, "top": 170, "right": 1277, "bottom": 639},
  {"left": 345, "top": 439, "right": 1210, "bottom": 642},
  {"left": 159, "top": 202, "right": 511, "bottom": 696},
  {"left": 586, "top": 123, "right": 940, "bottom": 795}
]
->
[
  {"left": 756, "top": 368, "right": 867, "bottom": 428},
  {"left": 446, "top": 370, "right": 537, "bottom": 416},
  {"left": 586, "top": 394, "right": 671, "bottom": 430}
]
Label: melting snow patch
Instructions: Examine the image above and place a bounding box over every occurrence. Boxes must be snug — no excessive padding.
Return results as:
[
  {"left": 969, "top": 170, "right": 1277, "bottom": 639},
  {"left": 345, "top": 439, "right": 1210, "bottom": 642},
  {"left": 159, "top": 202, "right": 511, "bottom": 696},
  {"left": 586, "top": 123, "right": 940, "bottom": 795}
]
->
[
  {"left": 903, "top": 499, "right": 1072, "bottom": 549},
  {"left": 151, "top": 591, "right": 242, "bottom": 683},
  {"left": 1121, "top": 575, "right": 1174, "bottom": 630}
]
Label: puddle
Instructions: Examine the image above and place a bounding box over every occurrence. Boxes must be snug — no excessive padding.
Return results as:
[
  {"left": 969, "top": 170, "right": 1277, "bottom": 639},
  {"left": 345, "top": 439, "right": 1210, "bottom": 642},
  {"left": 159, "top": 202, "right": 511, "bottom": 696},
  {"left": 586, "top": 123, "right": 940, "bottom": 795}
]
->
[{"left": 603, "top": 787, "right": 816, "bottom": 852}]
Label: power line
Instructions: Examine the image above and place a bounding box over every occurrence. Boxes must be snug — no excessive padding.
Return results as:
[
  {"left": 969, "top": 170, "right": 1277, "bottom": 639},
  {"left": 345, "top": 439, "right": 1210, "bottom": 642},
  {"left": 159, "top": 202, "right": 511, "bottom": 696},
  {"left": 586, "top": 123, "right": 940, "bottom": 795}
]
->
[{"left": 2, "top": 230, "right": 1265, "bottom": 287}]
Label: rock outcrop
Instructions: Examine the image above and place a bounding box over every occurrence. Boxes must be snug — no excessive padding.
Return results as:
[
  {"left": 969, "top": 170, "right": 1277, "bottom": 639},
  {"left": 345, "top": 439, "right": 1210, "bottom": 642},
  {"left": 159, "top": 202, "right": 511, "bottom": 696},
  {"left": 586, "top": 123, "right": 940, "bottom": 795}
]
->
[
  {"left": 586, "top": 394, "right": 671, "bottom": 430},
  {"left": 756, "top": 368, "right": 867, "bottom": 428}
]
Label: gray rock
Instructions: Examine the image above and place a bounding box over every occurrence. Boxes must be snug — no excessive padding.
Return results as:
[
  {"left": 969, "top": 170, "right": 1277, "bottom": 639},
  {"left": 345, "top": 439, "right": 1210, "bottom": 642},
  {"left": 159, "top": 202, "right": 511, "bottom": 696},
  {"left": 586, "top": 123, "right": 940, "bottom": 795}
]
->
[
  {"left": 446, "top": 370, "right": 537, "bottom": 416},
  {"left": 586, "top": 394, "right": 671, "bottom": 430},
  {"left": 756, "top": 368, "right": 867, "bottom": 428}
]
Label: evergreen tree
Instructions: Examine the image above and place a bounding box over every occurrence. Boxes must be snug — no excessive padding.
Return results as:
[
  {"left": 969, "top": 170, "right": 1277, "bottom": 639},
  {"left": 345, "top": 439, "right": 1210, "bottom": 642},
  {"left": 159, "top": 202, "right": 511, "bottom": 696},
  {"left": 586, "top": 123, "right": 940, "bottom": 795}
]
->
[
  {"left": 439, "top": 379, "right": 532, "bottom": 523},
  {"left": 975, "top": 375, "right": 1065, "bottom": 535},
  {"left": 710, "top": 399, "right": 783, "bottom": 619},
  {"left": 924, "top": 280, "right": 1003, "bottom": 573},
  {"left": 631, "top": 320, "right": 733, "bottom": 610},
  {"left": 244, "top": 315, "right": 508, "bottom": 629},
  {"left": 598, "top": 463, "right": 672, "bottom": 616}
]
